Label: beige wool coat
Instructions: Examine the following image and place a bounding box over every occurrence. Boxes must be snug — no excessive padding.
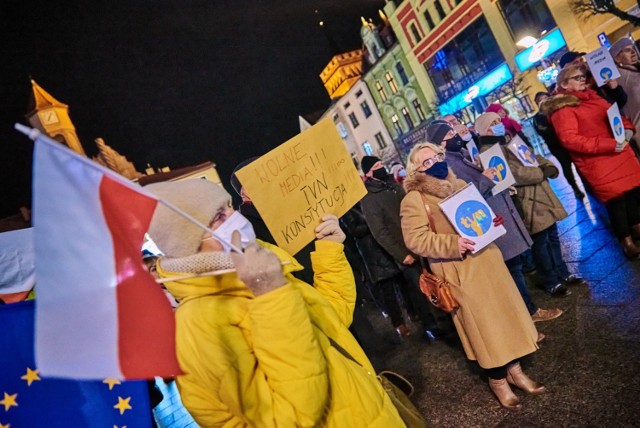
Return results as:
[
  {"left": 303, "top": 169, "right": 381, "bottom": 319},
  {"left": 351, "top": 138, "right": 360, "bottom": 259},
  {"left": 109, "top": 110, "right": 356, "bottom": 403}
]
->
[{"left": 401, "top": 171, "right": 538, "bottom": 369}]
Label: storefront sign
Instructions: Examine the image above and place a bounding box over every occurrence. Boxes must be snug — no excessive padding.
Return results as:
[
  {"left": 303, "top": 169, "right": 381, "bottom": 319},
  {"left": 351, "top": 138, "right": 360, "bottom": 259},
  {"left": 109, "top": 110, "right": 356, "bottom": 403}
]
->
[
  {"left": 515, "top": 28, "right": 567, "bottom": 72},
  {"left": 439, "top": 64, "right": 513, "bottom": 116}
]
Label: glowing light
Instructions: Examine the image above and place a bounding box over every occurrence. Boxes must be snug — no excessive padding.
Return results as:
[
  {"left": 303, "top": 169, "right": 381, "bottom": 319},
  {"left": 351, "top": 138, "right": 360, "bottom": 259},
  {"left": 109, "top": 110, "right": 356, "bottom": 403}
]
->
[{"left": 517, "top": 36, "right": 538, "bottom": 49}]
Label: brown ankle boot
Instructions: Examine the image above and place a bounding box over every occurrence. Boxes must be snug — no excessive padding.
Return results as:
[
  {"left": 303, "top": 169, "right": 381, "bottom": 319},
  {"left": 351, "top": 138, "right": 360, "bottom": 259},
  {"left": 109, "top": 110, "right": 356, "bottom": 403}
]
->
[
  {"left": 621, "top": 236, "right": 640, "bottom": 260},
  {"left": 488, "top": 378, "right": 522, "bottom": 411},
  {"left": 506, "top": 362, "right": 546, "bottom": 395}
]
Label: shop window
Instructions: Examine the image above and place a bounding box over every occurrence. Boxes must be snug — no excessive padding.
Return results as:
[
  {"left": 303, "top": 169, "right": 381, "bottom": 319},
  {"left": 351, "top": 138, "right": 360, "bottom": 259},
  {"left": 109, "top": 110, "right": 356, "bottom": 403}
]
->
[
  {"left": 412, "top": 99, "right": 426, "bottom": 122},
  {"left": 361, "top": 101, "right": 372, "bottom": 118},
  {"left": 386, "top": 72, "right": 399, "bottom": 93},
  {"left": 424, "top": 16, "right": 504, "bottom": 102},
  {"left": 391, "top": 114, "right": 403, "bottom": 135},
  {"left": 349, "top": 112, "right": 359, "bottom": 128},
  {"left": 498, "top": 0, "right": 556, "bottom": 42},
  {"left": 401, "top": 107, "right": 414, "bottom": 130},
  {"left": 362, "top": 141, "right": 374, "bottom": 156},
  {"left": 410, "top": 23, "right": 422, "bottom": 43},
  {"left": 396, "top": 62, "right": 409, "bottom": 85},
  {"left": 375, "top": 132, "right": 387, "bottom": 149},
  {"left": 424, "top": 10, "right": 434, "bottom": 31},
  {"left": 434, "top": 0, "right": 446, "bottom": 20},
  {"left": 376, "top": 81, "right": 388, "bottom": 101}
]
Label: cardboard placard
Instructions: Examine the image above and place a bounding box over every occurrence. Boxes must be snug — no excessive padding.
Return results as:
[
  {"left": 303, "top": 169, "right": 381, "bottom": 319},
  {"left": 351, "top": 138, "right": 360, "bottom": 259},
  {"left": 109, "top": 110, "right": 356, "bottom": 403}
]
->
[
  {"left": 235, "top": 119, "right": 367, "bottom": 255},
  {"left": 607, "top": 102, "right": 626, "bottom": 144},
  {"left": 507, "top": 135, "right": 539, "bottom": 167},
  {"left": 478, "top": 143, "right": 517, "bottom": 195},
  {"left": 465, "top": 140, "right": 480, "bottom": 164},
  {"left": 439, "top": 183, "right": 506, "bottom": 254},
  {"left": 585, "top": 46, "right": 620, "bottom": 87}
]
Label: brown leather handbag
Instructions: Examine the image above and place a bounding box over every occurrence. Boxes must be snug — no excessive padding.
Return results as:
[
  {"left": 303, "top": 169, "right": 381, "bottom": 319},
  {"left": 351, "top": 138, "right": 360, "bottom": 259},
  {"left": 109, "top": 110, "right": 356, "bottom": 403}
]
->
[{"left": 418, "top": 194, "right": 460, "bottom": 313}]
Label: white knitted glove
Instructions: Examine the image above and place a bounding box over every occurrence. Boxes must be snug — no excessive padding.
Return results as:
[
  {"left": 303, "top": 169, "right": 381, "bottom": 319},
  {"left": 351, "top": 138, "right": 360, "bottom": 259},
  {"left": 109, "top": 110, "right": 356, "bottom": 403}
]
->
[
  {"left": 230, "top": 231, "right": 287, "bottom": 296},
  {"left": 315, "top": 214, "right": 346, "bottom": 243},
  {"left": 625, "top": 129, "right": 634, "bottom": 142}
]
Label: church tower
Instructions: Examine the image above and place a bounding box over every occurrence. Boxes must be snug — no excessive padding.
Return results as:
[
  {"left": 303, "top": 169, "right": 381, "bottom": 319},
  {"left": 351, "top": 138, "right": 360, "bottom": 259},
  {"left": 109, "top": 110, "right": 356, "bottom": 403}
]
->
[{"left": 26, "top": 80, "right": 86, "bottom": 156}]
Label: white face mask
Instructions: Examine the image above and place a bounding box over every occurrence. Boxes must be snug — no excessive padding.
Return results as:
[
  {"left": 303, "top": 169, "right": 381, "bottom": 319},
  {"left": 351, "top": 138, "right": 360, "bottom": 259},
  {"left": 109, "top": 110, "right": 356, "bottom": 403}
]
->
[
  {"left": 208, "top": 211, "right": 256, "bottom": 251},
  {"left": 460, "top": 132, "right": 473, "bottom": 142}
]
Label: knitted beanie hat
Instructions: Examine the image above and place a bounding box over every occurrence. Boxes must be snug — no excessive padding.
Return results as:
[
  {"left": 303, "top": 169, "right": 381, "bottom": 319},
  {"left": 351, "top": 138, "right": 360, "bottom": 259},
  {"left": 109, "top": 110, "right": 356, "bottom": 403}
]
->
[
  {"left": 145, "top": 179, "right": 231, "bottom": 258},
  {"left": 474, "top": 112, "right": 501, "bottom": 136},
  {"left": 360, "top": 155, "right": 381, "bottom": 175},
  {"left": 426, "top": 120, "right": 453, "bottom": 145}
]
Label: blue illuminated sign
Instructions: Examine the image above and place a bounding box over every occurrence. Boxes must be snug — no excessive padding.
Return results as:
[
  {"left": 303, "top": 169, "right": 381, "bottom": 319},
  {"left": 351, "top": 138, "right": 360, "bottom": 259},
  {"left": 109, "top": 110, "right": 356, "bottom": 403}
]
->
[
  {"left": 438, "top": 64, "right": 513, "bottom": 116},
  {"left": 515, "top": 28, "right": 567, "bottom": 72}
]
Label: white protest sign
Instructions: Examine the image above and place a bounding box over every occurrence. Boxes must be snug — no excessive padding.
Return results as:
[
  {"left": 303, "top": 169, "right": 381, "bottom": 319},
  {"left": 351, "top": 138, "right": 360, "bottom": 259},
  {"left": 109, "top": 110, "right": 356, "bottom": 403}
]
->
[
  {"left": 607, "top": 102, "right": 626, "bottom": 144},
  {"left": 439, "top": 183, "right": 506, "bottom": 254},
  {"left": 235, "top": 119, "right": 367, "bottom": 255},
  {"left": 466, "top": 140, "right": 480, "bottom": 164},
  {"left": 585, "top": 46, "right": 620, "bottom": 87},
  {"left": 507, "top": 135, "right": 539, "bottom": 167},
  {"left": 478, "top": 143, "right": 517, "bottom": 195}
]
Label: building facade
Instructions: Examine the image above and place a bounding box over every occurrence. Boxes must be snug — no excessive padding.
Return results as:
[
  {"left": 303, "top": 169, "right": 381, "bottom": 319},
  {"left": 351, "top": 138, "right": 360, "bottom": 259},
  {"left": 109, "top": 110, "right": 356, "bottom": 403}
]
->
[{"left": 361, "top": 14, "right": 435, "bottom": 157}]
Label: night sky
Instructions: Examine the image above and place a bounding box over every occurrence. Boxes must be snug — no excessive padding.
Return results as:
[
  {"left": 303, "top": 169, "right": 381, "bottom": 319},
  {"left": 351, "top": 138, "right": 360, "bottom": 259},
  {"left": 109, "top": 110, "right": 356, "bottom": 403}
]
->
[{"left": 1, "top": 0, "right": 386, "bottom": 217}]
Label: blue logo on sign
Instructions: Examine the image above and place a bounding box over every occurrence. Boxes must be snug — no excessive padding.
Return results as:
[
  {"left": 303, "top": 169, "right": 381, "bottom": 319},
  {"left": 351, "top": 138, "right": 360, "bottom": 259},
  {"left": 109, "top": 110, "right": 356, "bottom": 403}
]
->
[
  {"left": 455, "top": 200, "right": 492, "bottom": 237},
  {"left": 470, "top": 146, "right": 479, "bottom": 162},
  {"left": 600, "top": 67, "right": 613, "bottom": 80},
  {"left": 488, "top": 156, "right": 507, "bottom": 182},
  {"left": 517, "top": 144, "right": 536, "bottom": 165},
  {"left": 613, "top": 116, "right": 623, "bottom": 136}
]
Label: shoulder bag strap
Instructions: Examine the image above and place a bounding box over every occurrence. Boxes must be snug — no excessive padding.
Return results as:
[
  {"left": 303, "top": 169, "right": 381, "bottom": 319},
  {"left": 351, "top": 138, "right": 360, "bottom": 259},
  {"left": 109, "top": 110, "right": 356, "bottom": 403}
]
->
[{"left": 417, "top": 193, "right": 443, "bottom": 275}]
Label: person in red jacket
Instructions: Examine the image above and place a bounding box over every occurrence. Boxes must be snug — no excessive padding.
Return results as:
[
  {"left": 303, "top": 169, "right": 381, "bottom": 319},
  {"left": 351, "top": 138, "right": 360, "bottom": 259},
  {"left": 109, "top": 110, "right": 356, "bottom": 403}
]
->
[{"left": 546, "top": 64, "right": 640, "bottom": 259}]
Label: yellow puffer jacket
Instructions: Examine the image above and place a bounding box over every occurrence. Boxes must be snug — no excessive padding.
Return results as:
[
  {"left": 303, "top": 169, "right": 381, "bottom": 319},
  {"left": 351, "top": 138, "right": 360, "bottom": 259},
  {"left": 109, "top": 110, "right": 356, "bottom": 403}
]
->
[{"left": 158, "top": 240, "right": 405, "bottom": 428}]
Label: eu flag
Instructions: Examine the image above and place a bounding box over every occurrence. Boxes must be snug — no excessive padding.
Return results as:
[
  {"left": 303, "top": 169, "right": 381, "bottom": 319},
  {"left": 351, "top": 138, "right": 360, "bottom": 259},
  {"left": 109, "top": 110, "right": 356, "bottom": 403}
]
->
[{"left": 0, "top": 300, "right": 152, "bottom": 427}]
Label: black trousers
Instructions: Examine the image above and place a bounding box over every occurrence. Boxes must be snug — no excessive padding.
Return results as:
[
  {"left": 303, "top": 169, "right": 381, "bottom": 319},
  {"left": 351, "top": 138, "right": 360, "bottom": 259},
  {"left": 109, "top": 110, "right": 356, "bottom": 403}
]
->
[
  {"left": 484, "top": 359, "right": 519, "bottom": 380},
  {"left": 605, "top": 186, "right": 640, "bottom": 239}
]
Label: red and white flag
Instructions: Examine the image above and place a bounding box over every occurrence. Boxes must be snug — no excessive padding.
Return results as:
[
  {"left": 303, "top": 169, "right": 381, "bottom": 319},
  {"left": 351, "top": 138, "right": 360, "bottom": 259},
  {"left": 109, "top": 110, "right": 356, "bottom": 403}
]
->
[{"left": 31, "top": 132, "right": 181, "bottom": 380}]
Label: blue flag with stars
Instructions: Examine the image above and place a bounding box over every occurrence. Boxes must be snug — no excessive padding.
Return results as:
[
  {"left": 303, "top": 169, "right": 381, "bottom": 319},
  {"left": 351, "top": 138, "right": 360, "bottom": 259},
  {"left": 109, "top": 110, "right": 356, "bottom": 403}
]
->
[{"left": 0, "top": 300, "right": 152, "bottom": 427}]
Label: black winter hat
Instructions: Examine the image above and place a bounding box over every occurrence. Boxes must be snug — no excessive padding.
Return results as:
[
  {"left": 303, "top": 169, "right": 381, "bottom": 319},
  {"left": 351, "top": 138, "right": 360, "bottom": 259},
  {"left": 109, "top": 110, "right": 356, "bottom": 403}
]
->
[
  {"left": 559, "top": 51, "right": 586, "bottom": 68},
  {"left": 360, "top": 156, "right": 380, "bottom": 175},
  {"left": 230, "top": 156, "right": 260, "bottom": 195},
  {"left": 426, "top": 120, "right": 453, "bottom": 145}
]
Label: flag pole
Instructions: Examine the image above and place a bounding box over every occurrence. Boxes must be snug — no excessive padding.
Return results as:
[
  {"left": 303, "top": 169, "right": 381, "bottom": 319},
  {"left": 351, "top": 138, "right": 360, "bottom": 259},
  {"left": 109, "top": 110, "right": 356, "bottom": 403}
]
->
[{"left": 15, "top": 123, "right": 244, "bottom": 254}]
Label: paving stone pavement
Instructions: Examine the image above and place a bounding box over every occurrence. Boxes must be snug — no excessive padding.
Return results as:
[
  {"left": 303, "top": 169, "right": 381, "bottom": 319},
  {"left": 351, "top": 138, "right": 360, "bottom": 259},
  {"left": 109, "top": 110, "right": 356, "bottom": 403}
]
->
[{"left": 362, "top": 161, "right": 640, "bottom": 427}]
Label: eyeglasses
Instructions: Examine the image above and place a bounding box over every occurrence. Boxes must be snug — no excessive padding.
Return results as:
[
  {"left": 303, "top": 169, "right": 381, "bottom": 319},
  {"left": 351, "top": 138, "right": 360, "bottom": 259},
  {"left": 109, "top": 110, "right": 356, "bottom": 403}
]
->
[
  {"left": 568, "top": 74, "right": 586, "bottom": 82},
  {"left": 421, "top": 153, "right": 445, "bottom": 169}
]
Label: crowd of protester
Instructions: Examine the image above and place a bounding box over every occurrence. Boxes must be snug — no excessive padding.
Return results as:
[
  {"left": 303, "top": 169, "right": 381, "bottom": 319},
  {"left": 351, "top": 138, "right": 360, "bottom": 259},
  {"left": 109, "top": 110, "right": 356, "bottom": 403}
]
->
[{"left": 3, "top": 36, "right": 640, "bottom": 428}]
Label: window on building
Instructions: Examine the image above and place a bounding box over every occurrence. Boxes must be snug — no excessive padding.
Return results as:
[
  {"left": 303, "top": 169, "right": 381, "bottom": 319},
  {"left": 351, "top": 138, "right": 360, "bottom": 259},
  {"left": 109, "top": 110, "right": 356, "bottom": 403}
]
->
[
  {"left": 375, "top": 132, "right": 387, "bottom": 149},
  {"left": 361, "top": 101, "right": 372, "bottom": 118},
  {"left": 409, "top": 23, "right": 421, "bottom": 43},
  {"left": 424, "top": 11, "right": 435, "bottom": 31},
  {"left": 337, "top": 122, "right": 348, "bottom": 138},
  {"left": 391, "top": 114, "right": 403, "bottom": 135},
  {"left": 498, "top": 0, "right": 556, "bottom": 42},
  {"left": 424, "top": 16, "right": 505, "bottom": 102},
  {"left": 362, "top": 141, "right": 374, "bottom": 156},
  {"left": 332, "top": 113, "right": 339, "bottom": 121},
  {"left": 348, "top": 112, "right": 359, "bottom": 128},
  {"left": 401, "top": 107, "right": 414, "bottom": 130},
  {"left": 375, "top": 81, "right": 387, "bottom": 101},
  {"left": 412, "top": 99, "right": 426, "bottom": 122},
  {"left": 396, "top": 62, "right": 409, "bottom": 85},
  {"left": 385, "top": 72, "right": 398, "bottom": 93},
  {"left": 434, "top": 0, "right": 446, "bottom": 20},
  {"left": 344, "top": 102, "right": 351, "bottom": 109},
  {"left": 355, "top": 89, "right": 363, "bottom": 98}
]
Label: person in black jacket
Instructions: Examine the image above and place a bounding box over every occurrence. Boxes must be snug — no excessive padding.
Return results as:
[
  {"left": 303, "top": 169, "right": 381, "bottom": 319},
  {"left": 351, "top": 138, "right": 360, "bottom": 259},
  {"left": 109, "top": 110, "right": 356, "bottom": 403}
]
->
[{"left": 533, "top": 91, "right": 586, "bottom": 199}]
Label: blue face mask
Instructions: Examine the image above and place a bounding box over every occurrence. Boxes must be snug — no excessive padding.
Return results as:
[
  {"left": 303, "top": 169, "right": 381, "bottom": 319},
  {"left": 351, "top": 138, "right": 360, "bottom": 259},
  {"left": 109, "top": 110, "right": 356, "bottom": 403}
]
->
[
  {"left": 490, "top": 123, "right": 506, "bottom": 137},
  {"left": 424, "top": 161, "right": 449, "bottom": 179}
]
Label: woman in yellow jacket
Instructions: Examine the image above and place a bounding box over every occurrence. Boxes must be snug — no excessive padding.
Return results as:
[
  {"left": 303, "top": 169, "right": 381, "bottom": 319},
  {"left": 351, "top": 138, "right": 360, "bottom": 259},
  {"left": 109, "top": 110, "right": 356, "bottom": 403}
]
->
[{"left": 146, "top": 179, "right": 406, "bottom": 428}]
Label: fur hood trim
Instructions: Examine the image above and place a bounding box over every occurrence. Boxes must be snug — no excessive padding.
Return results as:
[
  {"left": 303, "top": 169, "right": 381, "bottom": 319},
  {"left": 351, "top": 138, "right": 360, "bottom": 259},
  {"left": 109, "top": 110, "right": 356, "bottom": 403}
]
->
[
  {"left": 403, "top": 169, "right": 466, "bottom": 199},
  {"left": 540, "top": 94, "right": 581, "bottom": 115}
]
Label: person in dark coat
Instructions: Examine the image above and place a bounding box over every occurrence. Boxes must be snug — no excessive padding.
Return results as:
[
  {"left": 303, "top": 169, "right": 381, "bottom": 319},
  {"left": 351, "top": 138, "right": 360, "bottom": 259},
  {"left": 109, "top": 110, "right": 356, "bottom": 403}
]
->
[
  {"left": 533, "top": 92, "right": 585, "bottom": 199},
  {"left": 547, "top": 64, "right": 640, "bottom": 260},
  {"left": 360, "top": 155, "right": 449, "bottom": 341},
  {"left": 426, "top": 120, "right": 563, "bottom": 324},
  {"left": 230, "top": 157, "right": 314, "bottom": 284}
]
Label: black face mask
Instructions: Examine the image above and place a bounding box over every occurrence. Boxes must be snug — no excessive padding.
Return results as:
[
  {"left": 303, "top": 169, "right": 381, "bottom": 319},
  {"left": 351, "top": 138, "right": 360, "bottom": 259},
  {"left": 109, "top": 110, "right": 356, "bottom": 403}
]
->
[
  {"left": 372, "top": 168, "right": 389, "bottom": 181},
  {"left": 444, "top": 135, "right": 465, "bottom": 152}
]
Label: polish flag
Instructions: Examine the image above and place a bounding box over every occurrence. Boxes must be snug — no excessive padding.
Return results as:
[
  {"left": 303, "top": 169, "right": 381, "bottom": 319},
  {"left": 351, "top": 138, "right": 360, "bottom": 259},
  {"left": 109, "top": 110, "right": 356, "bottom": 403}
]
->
[{"left": 31, "top": 132, "right": 181, "bottom": 380}]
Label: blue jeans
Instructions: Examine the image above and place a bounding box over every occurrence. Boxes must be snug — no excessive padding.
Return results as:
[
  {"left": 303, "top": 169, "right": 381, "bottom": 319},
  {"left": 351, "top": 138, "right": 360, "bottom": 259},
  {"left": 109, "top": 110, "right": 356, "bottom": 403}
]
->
[
  {"left": 505, "top": 254, "right": 538, "bottom": 315},
  {"left": 531, "top": 223, "right": 570, "bottom": 290}
]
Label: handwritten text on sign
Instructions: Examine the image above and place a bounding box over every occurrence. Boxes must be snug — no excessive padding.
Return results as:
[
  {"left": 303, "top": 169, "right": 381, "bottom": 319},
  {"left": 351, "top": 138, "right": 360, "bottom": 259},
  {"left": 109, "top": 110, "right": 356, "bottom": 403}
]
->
[{"left": 235, "top": 119, "right": 367, "bottom": 255}]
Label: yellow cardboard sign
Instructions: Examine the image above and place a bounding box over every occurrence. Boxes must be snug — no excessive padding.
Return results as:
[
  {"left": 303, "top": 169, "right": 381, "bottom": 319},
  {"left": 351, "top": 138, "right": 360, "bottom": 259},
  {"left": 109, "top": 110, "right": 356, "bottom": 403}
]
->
[{"left": 235, "top": 119, "right": 367, "bottom": 255}]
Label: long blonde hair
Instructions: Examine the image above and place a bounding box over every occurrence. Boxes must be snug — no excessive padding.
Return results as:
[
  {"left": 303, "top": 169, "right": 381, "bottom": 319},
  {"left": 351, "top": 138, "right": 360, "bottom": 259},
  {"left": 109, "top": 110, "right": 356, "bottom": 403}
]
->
[{"left": 406, "top": 142, "right": 444, "bottom": 175}]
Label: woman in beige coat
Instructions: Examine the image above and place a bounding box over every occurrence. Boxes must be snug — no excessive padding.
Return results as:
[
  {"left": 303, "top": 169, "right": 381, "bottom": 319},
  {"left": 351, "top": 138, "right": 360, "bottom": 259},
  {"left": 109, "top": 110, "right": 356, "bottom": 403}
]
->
[{"left": 400, "top": 142, "right": 543, "bottom": 411}]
